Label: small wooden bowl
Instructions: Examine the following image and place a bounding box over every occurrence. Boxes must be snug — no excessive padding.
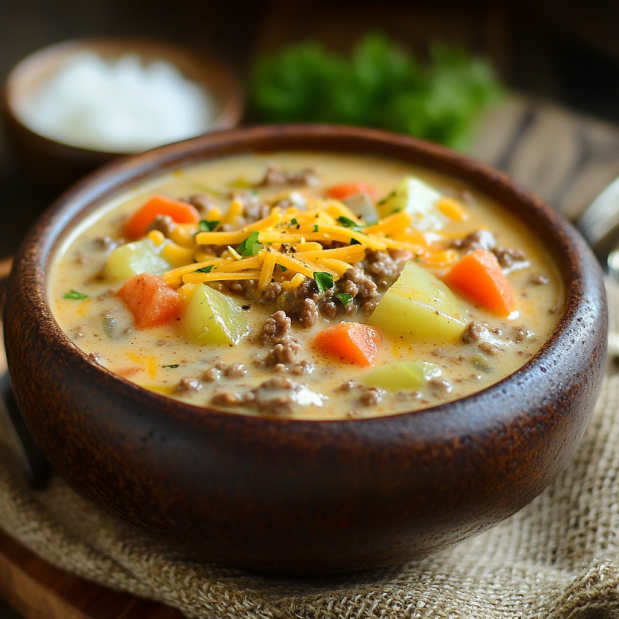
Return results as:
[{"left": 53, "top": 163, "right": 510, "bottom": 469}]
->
[
  {"left": 2, "top": 38, "right": 244, "bottom": 190},
  {"left": 3, "top": 125, "right": 607, "bottom": 573}
]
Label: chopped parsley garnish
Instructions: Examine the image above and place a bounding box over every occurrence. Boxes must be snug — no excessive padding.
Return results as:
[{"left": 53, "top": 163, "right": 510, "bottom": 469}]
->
[
  {"left": 63, "top": 290, "right": 89, "bottom": 300},
  {"left": 349, "top": 238, "right": 362, "bottom": 246},
  {"left": 279, "top": 265, "right": 288, "bottom": 272},
  {"left": 313, "top": 224, "right": 319, "bottom": 232},
  {"left": 162, "top": 364, "right": 179, "bottom": 369},
  {"left": 336, "top": 293, "right": 353, "bottom": 306},
  {"left": 336, "top": 216, "right": 360, "bottom": 228},
  {"left": 313, "top": 271, "right": 334, "bottom": 294},
  {"left": 195, "top": 265, "right": 215, "bottom": 273},
  {"left": 198, "top": 219, "right": 219, "bottom": 232},
  {"left": 237, "top": 231, "right": 262, "bottom": 256},
  {"left": 336, "top": 216, "right": 366, "bottom": 234},
  {"left": 290, "top": 218, "right": 298, "bottom": 226}
]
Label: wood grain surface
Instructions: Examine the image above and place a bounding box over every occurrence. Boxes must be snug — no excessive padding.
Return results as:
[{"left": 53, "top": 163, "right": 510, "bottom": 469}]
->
[{"left": 0, "top": 530, "right": 182, "bottom": 619}]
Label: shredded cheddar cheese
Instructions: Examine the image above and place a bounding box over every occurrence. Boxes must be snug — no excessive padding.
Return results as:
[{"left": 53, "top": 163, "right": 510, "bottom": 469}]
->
[{"left": 162, "top": 193, "right": 464, "bottom": 287}]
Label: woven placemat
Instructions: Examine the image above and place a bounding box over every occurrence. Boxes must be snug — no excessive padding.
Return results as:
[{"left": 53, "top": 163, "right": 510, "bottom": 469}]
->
[{"left": 0, "top": 365, "right": 618, "bottom": 619}]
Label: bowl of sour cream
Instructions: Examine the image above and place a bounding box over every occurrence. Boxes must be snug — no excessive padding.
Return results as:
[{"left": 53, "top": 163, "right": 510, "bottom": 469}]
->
[{"left": 3, "top": 38, "right": 244, "bottom": 189}]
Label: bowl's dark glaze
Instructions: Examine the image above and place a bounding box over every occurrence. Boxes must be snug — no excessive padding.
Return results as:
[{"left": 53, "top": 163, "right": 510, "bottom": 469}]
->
[{"left": 3, "top": 125, "right": 607, "bottom": 573}]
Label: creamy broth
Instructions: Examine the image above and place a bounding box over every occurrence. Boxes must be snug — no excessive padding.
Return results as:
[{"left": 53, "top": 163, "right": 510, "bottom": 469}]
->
[{"left": 49, "top": 153, "right": 563, "bottom": 419}]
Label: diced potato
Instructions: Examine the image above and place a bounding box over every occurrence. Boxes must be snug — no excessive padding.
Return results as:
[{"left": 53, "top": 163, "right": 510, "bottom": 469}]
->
[
  {"left": 377, "top": 176, "right": 446, "bottom": 231},
  {"left": 343, "top": 192, "right": 378, "bottom": 224},
  {"left": 182, "top": 284, "right": 249, "bottom": 346},
  {"left": 106, "top": 239, "right": 171, "bottom": 280},
  {"left": 360, "top": 362, "right": 441, "bottom": 390},
  {"left": 367, "top": 261, "right": 466, "bottom": 342}
]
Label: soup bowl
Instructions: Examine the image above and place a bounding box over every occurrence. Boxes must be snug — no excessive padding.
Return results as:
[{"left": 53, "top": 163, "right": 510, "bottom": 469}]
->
[{"left": 3, "top": 125, "right": 607, "bottom": 573}]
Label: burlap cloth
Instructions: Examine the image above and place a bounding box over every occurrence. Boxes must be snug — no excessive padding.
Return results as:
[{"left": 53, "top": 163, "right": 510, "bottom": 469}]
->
[{"left": 1, "top": 362, "right": 619, "bottom": 619}]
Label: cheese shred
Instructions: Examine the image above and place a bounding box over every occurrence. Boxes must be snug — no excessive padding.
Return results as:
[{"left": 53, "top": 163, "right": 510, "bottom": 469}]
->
[{"left": 163, "top": 192, "right": 461, "bottom": 287}]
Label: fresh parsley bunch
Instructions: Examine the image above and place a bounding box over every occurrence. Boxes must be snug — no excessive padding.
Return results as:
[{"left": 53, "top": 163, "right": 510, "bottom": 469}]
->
[{"left": 250, "top": 34, "right": 503, "bottom": 149}]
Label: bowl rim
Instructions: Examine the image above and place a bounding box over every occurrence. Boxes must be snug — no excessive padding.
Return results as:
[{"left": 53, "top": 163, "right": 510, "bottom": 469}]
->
[
  {"left": 7, "top": 123, "right": 597, "bottom": 430},
  {"left": 3, "top": 36, "right": 245, "bottom": 157}
]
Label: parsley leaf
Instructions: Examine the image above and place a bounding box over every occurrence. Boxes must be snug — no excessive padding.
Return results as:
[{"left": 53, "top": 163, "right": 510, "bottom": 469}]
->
[
  {"left": 336, "top": 293, "right": 353, "bottom": 306},
  {"left": 290, "top": 218, "right": 298, "bottom": 226},
  {"left": 279, "top": 265, "right": 288, "bottom": 272},
  {"left": 313, "top": 224, "right": 319, "bottom": 232},
  {"left": 350, "top": 238, "right": 362, "bottom": 246},
  {"left": 313, "top": 271, "right": 334, "bottom": 294},
  {"left": 198, "top": 219, "right": 220, "bottom": 232},
  {"left": 237, "top": 231, "right": 262, "bottom": 256},
  {"left": 336, "top": 216, "right": 366, "bottom": 234},
  {"left": 162, "top": 364, "right": 179, "bottom": 369},
  {"left": 250, "top": 34, "right": 503, "bottom": 150},
  {"left": 63, "top": 290, "right": 89, "bottom": 300},
  {"left": 336, "top": 216, "right": 360, "bottom": 228},
  {"left": 195, "top": 265, "right": 214, "bottom": 273}
]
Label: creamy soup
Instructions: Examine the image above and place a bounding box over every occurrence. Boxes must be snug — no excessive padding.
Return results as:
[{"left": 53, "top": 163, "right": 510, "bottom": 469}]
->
[{"left": 49, "top": 153, "right": 563, "bottom": 419}]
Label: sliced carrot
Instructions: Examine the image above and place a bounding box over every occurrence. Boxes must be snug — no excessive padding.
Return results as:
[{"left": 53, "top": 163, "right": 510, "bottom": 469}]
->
[
  {"left": 118, "top": 273, "right": 184, "bottom": 329},
  {"left": 124, "top": 195, "right": 200, "bottom": 239},
  {"left": 325, "top": 183, "right": 378, "bottom": 201},
  {"left": 445, "top": 249, "right": 516, "bottom": 316},
  {"left": 313, "top": 323, "right": 382, "bottom": 366}
]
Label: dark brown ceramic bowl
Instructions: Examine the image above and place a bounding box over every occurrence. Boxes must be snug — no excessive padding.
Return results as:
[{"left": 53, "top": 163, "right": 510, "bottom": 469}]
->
[
  {"left": 3, "top": 125, "right": 607, "bottom": 573},
  {"left": 3, "top": 38, "right": 244, "bottom": 190}
]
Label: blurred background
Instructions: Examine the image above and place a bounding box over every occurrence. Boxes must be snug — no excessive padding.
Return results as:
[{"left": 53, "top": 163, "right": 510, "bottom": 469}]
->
[
  {"left": 2, "top": 0, "right": 619, "bottom": 263},
  {"left": 2, "top": 0, "right": 619, "bottom": 615}
]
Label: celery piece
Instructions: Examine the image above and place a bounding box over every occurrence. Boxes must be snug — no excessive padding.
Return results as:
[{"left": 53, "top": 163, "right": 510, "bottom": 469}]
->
[
  {"left": 182, "top": 284, "right": 249, "bottom": 346},
  {"left": 360, "top": 362, "right": 441, "bottom": 391},
  {"left": 106, "top": 239, "right": 171, "bottom": 280},
  {"left": 368, "top": 261, "right": 466, "bottom": 342},
  {"left": 377, "top": 176, "right": 445, "bottom": 230}
]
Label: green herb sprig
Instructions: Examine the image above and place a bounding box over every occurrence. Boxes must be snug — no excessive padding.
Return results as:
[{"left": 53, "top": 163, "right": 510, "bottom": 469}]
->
[
  {"left": 250, "top": 34, "right": 503, "bottom": 150},
  {"left": 336, "top": 293, "right": 353, "bottom": 306},
  {"left": 195, "top": 265, "right": 214, "bottom": 274},
  {"left": 198, "top": 220, "right": 220, "bottom": 232},
  {"left": 313, "top": 271, "right": 334, "bottom": 294},
  {"left": 237, "top": 231, "right": 262, "bottom": 256}
]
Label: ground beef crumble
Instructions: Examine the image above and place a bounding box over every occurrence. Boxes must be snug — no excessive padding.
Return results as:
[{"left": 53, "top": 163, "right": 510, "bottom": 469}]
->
[
  {"left": 224, "top": 363, "right": 246, "bottom": 378},
  {"left": 176, "top": 377, "right": 201, "bottom": 393},
  {"left": 453, "top": 229, "right": 496, "bottom": 252},
  {"left": 360, "top": 387, "right": 385, "bottom": 406},
  {"left": 530, "top": 274, "right": 549, "bottom": 285},
  {"left": 462, "top": 320, "right": 486, "bottom": 343},
  {"left": 258, "top": 311, "right": 303, "bottom": 367},
  {"left": 478, "top": 342, "right": 503, "bottom": 356},
  {"left": 256, "top": 165, "right": 319, "bottom": 188},
  {"left": 291, "top": 298, "right": 319, "bottom": 328},
  {"left": 147, "top": 215, "right": 176, "bottom": 237},
  {"left": 493, "top": 247, "right": 526, "bottom": 268}
]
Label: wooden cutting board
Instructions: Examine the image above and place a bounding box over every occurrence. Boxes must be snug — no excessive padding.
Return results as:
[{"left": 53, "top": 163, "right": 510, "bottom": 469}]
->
[{"left": 0, "top": 529, "right": 182, "bottom": 619}]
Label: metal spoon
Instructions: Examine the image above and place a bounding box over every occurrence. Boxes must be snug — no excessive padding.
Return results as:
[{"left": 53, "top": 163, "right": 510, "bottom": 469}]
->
[{"left": 577, "top": 177, "right": 619, "bottom": 357}]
